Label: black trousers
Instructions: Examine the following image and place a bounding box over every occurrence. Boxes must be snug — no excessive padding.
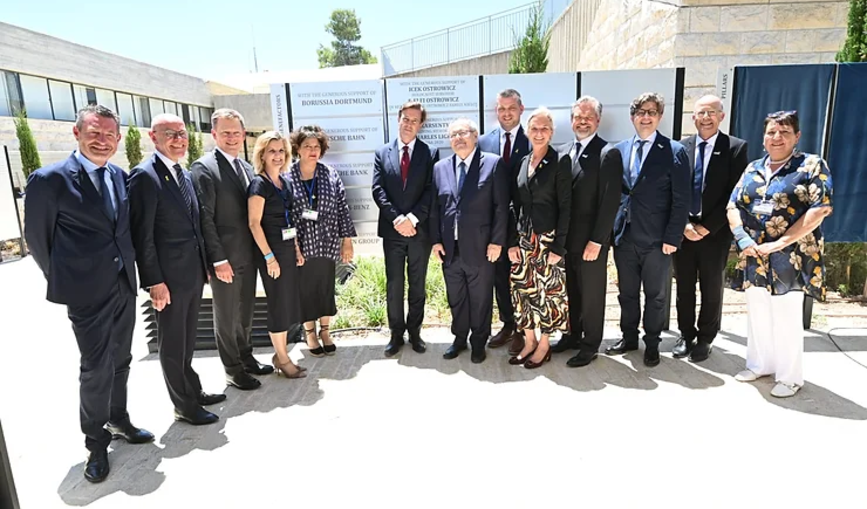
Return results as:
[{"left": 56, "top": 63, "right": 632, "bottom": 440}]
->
[
  {"left": 157, "top": 273, "right": 205, "bottom": 415},
  {"left": 675, "top": 230, "right": 731, "bottom": 344},
  {"left": 565, "top": 247, "right": 610, "bottom": 353},
  {"left": 443, "top": 250, "right": 495, "bottom": 351},
  {"left": 494, "top": 250, "right": 516, "bottom": 327},
  {"left": 383, "top": 237, "right": 432, "bottom": 339},
  {"left": 66, "top": 273, "right": 135, "bottom": 452},
  {"left": 614, "top": 237, "right": 672, "bottom": 346},
  {"left": 210, "top": 262, "right": 256, "bottom": 375}
]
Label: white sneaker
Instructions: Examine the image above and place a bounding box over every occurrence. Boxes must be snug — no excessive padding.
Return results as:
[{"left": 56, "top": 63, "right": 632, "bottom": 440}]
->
[
  {"left": 735, "top": 369, "right": 764, "bottom": 382},
  {"left": 771, "top": 382, "right": 801, "bottom": 398}
]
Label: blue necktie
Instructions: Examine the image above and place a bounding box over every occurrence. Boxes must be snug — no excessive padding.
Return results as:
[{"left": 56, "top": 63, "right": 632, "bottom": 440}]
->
[
  {"left": 174, "top": 164, "right": 194, "bottom": 217},
  {"left": 691, "top": 141, "right": 707, "bottom": 216},
  {"left": 630, "top": 140, "right": 646, "bottom": 185},
  {"left": 96, "top": 167, "right": 116, "bottom": 221},
  {"left": 457, "top": 161, "right": 467, "bottom": 195}
]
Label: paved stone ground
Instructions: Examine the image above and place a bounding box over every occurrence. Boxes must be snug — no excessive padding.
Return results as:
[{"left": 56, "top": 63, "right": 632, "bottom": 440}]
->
[{"left": 2, "top": 257, "right": 867, "bottom": 509}]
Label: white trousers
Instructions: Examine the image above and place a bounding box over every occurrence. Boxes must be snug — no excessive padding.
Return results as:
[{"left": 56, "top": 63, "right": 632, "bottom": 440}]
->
[{"left": 744, "top": 287, "right": 805, "bottom": 386}]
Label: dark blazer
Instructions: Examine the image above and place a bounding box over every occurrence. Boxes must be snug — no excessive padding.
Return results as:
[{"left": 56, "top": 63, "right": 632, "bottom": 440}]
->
[
  {"left": 371, "top": 138, "right": 440, "bottom": 241},
  {"left": 24, "top": 153, "right": 136, "bottom": 306},
  {"left": 478, "top": 125, "right": 531, "bottom": 178},
  {"left": 557, "top": 135, "right": 622, "bottom": 252},
  {"left": 128, "top": 154, "right": 208, "bottom": 292},
  {"left": 190, "top": 150, "right": 256, "bottom": 272},
  {"left": 430, "top": 150, "right": 508, "bottom": 267},
  {"left": 682, "top": 132, "right": 749, "bottom": 236},
  {"left": 510, "top": 146, "right": 572, "bottom": 256},
  {"left": 612, "top": 132, "right": 691, "bottom": 249}
]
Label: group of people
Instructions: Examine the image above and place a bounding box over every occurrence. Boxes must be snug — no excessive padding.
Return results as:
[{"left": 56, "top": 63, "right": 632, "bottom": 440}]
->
[{"left": 22, "top": 86, "right": 833, "bottom": 484}]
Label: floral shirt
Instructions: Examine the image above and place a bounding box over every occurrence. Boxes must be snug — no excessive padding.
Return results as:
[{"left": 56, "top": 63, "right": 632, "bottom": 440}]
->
[{"left": 727, "top": 152, "right": 833, "bottom": 300}]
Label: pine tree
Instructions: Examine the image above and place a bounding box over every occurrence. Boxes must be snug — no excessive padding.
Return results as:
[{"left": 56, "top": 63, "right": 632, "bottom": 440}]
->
[
  {"left": 837, "top": 0, "right": 867, "bottom": 62},
  {"left": 125, "top": 125, "right": 143, "bottom": 169},
  {"left": 317, "top": 9, "right": 378, "bottom": 68},
  {"left": 14, "top": 109, "right": 41, "bottom": 180},
  {"left": 186, "top": 124, "right": 203, "bottom": 168},
  {"left": 509, "top": 3, "right": 551, "bottom": 74}
]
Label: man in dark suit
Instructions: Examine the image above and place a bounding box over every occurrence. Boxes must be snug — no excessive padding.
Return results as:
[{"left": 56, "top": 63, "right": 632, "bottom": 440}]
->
[
  {"left": 24, "top": 105, "right": 153, "bottom": 483},
  {"left": 191, "top": 109, "right": 272, "bottom": 391},
  {"left": 552, "top": 97, "right": 622, "bottom": 367},
  {"left": 478, "top": 88, "right": 531, "bottom": 355},
  {"left": 431, "top": 118, "right": 509, "bottom": 364},
  {"left": 373, "top": 101, "right": 440, "bottom": 357},
  {"left": 607, "top": 92, "right": 690, "bottom": 367},
  {"left": 129, "top": 114, "right": 227, "bottom": 426},
  {"left": 674, "top": 95, "right": 748, "bottom": 362}
]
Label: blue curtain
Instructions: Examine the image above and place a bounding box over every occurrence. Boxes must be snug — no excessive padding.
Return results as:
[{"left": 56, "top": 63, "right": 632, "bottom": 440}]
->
[
  {"left": 824, "top": 63, "right": 867, "bottom": 242},
  {"left": 731, "top": 64, "right": 834, "bottom": 163}
]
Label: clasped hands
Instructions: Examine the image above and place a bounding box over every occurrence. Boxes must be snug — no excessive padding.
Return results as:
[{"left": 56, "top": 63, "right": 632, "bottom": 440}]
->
[{"left": 394, "top": 216, "right": 416, "bottom": 237}]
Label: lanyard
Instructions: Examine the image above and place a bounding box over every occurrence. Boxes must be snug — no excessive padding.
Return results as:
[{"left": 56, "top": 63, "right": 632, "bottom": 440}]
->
[
  {"left": 263, "top": 172, "right": 292, "bottom": 228},
  {"left": 760, "top": 154, "right": 793, "bottom": 200},
  {"left": 302, "top": 174, "right": 317, "bottom": 209}
]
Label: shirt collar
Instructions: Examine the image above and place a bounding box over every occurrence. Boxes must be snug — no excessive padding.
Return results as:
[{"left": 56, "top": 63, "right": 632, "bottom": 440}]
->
[
  {"left": 216, "top": 147, "right": 238, "bottom": 164},
  {"left": 398, "top": 138, "right": 417, "bottom": 153},
  {"left": 633, "top": 131, "right": 657, "bottom": 146},
  {"left": 457, "top": 149, "right": 476, "bottom": 167},
  {"left": 154, "top": 150, "right": 182, "bottom": 173},
  {"left": 502, "top": 125, "right": 520, "bottom": 141},
  {"left": 577, "top": 132, "right": 597, "bottom": 149},
  {"left": 74, "top": 150, "right": 104, "bottom": 174},
  {"left": 698, "top": 131, "right": 719, "bottom": 148}
]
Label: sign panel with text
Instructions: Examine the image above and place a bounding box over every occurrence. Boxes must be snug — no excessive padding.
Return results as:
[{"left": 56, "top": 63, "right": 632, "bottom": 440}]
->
[{"left": 482, "top": 73, "right": 578, "bottom": 145}]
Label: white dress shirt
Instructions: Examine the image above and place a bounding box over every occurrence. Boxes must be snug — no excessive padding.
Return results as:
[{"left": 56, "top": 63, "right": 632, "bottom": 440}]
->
[
  {"left": 572, "top": 132, "right": 597, "bottom": 160},
  {"left": 499, "top": 125, "right": 520, "bottom": 156},
  {"left": 216, "top": 147, "right": 249, "bottom": 187},
  {"left": 453, "top": 149, "right": 476, "bottom": 240},
  {"left": 154, "top": 150, "right": 183, "bottom": 183},
  {"left": 629, "top": 130, "right": 658, "bottom": 174},
  {"left": 75, "top": 150, "right": 117, "bottom": 212},
  {"left": 393, "top": 137, "right": 420, "bottom": 227},
  {"left": 694, "top": 131, "right": 719, "bottom": 191}
]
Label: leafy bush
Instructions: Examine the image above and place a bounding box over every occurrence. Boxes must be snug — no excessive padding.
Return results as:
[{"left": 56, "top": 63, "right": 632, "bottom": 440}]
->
[
  {"left": 125, "top": 126, "right": 143, "bottom": 169},
  {"left": 14, "top": 109, "right": 41, "bottom": 179}
]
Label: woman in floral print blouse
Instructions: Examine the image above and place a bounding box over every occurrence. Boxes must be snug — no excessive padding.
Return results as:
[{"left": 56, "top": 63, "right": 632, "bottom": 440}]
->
[{"left": 726, "top": 111, "right": 833, "bottom": 398}]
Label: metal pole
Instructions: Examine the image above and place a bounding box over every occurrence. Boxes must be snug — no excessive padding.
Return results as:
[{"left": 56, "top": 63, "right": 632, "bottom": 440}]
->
[{"left": 0, "top": 420, "right": 20, "bottom": 509}]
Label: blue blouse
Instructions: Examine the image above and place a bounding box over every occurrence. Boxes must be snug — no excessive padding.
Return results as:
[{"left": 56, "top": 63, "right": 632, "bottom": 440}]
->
[{"left": 727, "top": 152, "right": 833, "bottom": 300}]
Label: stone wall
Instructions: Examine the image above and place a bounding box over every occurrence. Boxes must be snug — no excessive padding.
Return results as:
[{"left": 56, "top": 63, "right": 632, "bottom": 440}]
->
[{"left": 389, "top": 51, "right": 513, "bottom": 78}]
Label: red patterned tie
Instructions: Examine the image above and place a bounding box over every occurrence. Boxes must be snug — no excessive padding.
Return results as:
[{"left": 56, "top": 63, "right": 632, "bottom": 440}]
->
[
  {"left": 401, "top": 145, "right": 410, "bottom": 188},
  {"left": 503, "top": 131, "right": 512, "bottom": 166}
]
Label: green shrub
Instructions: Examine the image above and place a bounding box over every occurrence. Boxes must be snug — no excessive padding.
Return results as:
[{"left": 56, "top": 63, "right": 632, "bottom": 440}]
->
[
  {"left": 825, "top": 242, "right": 867, "bottom": 296},
  {"left": 125, "top": 125, "right": 143, "bottom": 169},
  {"left": 186, "top": 123, "right": 203, "bottom": 167},
  {"left": 14, "top": 109, "right": 41, "bottom": 179}
]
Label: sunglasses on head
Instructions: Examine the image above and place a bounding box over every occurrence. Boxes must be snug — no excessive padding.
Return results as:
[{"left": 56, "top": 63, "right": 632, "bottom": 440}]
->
[{"left": 767, "top": 110, "right": 797, "bottom": 117}]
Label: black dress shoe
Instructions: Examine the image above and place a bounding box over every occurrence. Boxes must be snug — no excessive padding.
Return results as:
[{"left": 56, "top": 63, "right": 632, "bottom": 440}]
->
[
  {"left": 471, "top": 349, "right": 486, "bottom": 364},
  {"left": 106, "top": 420, "right": 154, "bottom": 444},
  {"left": 605, "top": 339, "right": 639, "bottom": 355},
  {"left": 244, "top": 359, "right": 275, "bottom": 375},
  {"left": 409, "top": 337, "right": 426, "bottom": 353},
  {"left": 226, "top": 371, "right": 262, "bottom": 391},
  {"left": 174, "top": 406, "right": 219, "bottom": 425},
  {"left": 384, "top": 336, "right": 404, "bottom": 357},
  {"left": 552, "top": 334, "right": 580, "bottom": 353},
  {"left": 443, "top": 343, "right": 467, "bottom": 360},
  {"left": 84, "top": 449, "right": 109, "bottom": 483},
  {"left": 488, "top": 324, "right": 516, "bottom": 348},
  {"left": 197, "top": 391, "right": 227, "bottom": 406},
  {"left": 688, "top": 342, "right": 713, "bottom": 363},
  {"left": 644, "top": 345, "right": 660, "bottom": 367},
  {"left": 566, "top": 350, "right": 598, "bottom": 368},
  {"left": 672, "top": 337, "right": 695, "bottom": 358}
]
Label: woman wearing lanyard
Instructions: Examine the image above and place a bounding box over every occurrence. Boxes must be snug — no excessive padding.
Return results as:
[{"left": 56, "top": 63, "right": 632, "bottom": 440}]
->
[
  {"left": 726, "top": 110, "right": 833, "bottom": 398},
  {"left": 248, "top": 131, "right": 306, "bottom": 378},
  {"left": 288, "top": 125, "right": 357, "bottom": 357}
]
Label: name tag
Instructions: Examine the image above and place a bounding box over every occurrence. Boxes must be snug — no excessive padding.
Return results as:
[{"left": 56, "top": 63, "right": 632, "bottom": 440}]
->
[
  {"left": 282, "top": 227, "right": 296, "bottom": 241},
  {"left": 302, "top": 209, "right": 319, "bottom": 221},
  {"left": 753, "top": 200, "right": 774, "bottom": 216}
]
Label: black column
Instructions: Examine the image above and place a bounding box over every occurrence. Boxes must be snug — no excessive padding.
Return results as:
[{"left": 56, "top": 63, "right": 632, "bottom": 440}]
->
[{"left": 0, "top": 419, "right": 20, "bottom": 509}]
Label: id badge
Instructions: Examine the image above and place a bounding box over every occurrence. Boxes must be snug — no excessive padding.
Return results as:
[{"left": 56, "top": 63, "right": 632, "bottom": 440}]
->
[
  {"left": 282, "top": 227, "right": 296, "bottom": 241},
  {"left": 302, "top": 209, "right": 319, "bottom": 221},
  {"left": 753, "top": 200, "right": 774, "bottom": 216}
]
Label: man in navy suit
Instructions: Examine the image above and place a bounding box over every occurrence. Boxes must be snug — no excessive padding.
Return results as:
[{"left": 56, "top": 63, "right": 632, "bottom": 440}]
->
[
  {"left": 24, "top": 105, "right": 153, "bottom": 483},
  {"left": 607, "top": 93, "right": 690, "bottom": 367},
  {"left": 478, "top": 88, "right": 531, "bottom": 355},
  {"left": 431, "top": 118, "right": 509, "bottom": 364},
  {"left": 129, "top": 114, "right": 226, "bottom": 426},
  {"left": 373, "top": 101, "right": 440, "bottom": 357}
]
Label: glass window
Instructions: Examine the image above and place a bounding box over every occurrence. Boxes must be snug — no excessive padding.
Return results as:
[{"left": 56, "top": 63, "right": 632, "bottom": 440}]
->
[
  {"left": 181, "top": 104, "right": 191, "bottom": 125},
  {"left": 149, "top": 99, "right": 164, "bottom": 121},
  {"left": 116, "top": 93, "right": 135, "bottom": 126},
  {"left": 48, "top": 80, "right": 75, "bottom": 121},
  {"left": 0, "top": 71, "right": 14, "bottom": 117},
  {"left": 19, "top": 75, "right": 52, "bottom": 120},
  {"left": 133, "top": 96, "right": 151, "bottom": 127},
  {"left": 164, "top": 101, "right": 178, "bottom": 116},
  {"left": 72, "top": 85, "right": 88, "bottom": 110},
  {"left": 190, "top": 106, "right": 200, "bottom": 131},
  {"left": 95, "top": 88, "right": 116, "bottom": 112},
  {"left": 199, "top": 107, "right": 213, "bottom": 131}
]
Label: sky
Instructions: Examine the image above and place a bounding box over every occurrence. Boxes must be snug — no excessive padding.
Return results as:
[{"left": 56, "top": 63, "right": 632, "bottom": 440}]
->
[{"left": 2, "top": 0, "right": 532, "bottom": 82}]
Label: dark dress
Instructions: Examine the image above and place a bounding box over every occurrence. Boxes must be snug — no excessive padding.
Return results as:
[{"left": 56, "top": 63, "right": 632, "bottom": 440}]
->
[{"left": 249, "top": 173, "right": 301, "bottom": 332}]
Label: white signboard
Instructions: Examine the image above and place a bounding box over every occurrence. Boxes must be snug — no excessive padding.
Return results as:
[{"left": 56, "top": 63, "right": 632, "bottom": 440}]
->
[
  {"left": 351, "top": 220, "right": 381, "bottom": 257},
  {"left": 0, "top": 146, "right": 22, "bottom": 242},
  {"left": 482, "top": 73, "right": 578, "bottom": 145},
  {"left": 320, "top": 153, "right": 374, "bottom": 188},
  {"left": 269, "top": 83, "right": 290, "bottom": 136},
  {"left": 289, "top": 80, "right": 383, "bottom": 120},
  {"left": 581, "top": 69, "right": 679, "bottom": 143},
  {"left": 716, "top": 67, "right": 734, "bottom": 134}
]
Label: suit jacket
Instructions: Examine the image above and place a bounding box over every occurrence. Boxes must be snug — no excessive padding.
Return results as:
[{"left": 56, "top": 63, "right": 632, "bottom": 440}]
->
[
  {"left": 430, "top": 150, "right": 508, "bottom": 267},
  {"left": 612, "top": 132, "right": 691, "bottom": 249},
  {"left": 478, "top": 125, "right": 531, "bottom": 179},
  {"left": 24, "top": 153, "right": 137, "bottom": 306},
  {"left": 557, "top": 135, "right": 622, "bottom": 253},
  {"left": 129, "top": 154, "right": 208, "bottom": 293},
  {"left": 682, "top": 132, "right": 749, "bottom": 237},
  {"left": 371, "top": 138, "right": 440, "bottom": 241},
  {"left": 510, "top": 146, "right": 572, "bottom": 256},
  {"left": 190, "top": 150, "right": 256, "bottom": 272}
]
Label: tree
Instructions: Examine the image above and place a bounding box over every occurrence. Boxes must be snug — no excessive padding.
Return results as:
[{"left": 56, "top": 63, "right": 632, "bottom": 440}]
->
[
  {"left": 125, "top": 125, "right": 143, "bottom": 169},
  {"left": 508, "top": 2, "right": 551, "bottom": 74},
  {"left": 186, "top": 124, "right": 203, "bottom": 168},
  {"left": 837, "top": 0, "right": 867, "bottom": 62},
  {"left": 14, "top": 109, "right": 41, "bottom": 180},
  {"left": 317, "top": 9, "right": 378, "bottom": 68}
]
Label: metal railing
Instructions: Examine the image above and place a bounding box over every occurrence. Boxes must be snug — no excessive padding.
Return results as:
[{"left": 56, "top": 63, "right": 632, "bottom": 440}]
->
[{"left": 381, "top": 0, "right": 572, "bottom": 76}]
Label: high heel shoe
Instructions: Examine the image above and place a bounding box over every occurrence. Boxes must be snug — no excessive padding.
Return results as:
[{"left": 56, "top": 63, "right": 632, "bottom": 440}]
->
[
  {"left": 320, "top": 324, "right": 336, "bottom": 356},
  {"left": 509, "top": 348, "right": 536, "bottom": 365},
  {"left": 305, "top": 327, "right": 325, "bottom": 357},
  {"left": 273, "top": 354, "right": 307, "bottom": 372},
  {"left": 274, "top": 356, "right": 307, "bottom": 379},
  {"left": 524, "top": 348, "right": 552, "bottom": 369}
]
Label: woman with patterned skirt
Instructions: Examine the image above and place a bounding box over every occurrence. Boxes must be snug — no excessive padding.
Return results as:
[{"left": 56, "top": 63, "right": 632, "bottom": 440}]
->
[{"left": 507, "top": 107, "right": 572, "bottom": 369}]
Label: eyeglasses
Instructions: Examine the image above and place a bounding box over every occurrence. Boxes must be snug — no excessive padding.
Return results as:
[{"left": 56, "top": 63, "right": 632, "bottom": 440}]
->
[
  {"left": 161, "top": 129, "right": 189, "bottom": 140},
  {"left": 767, "top": 110, "right": 797, "bottom": 117},
  {"left": 634, "top": 109, "right": 659, "bottom": 118},
  {"left": 694, "top": 110, "right": 719, "bottom": 118},
  {"left": 449, "top": 130, "right": 473, "bottom": 139}
]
